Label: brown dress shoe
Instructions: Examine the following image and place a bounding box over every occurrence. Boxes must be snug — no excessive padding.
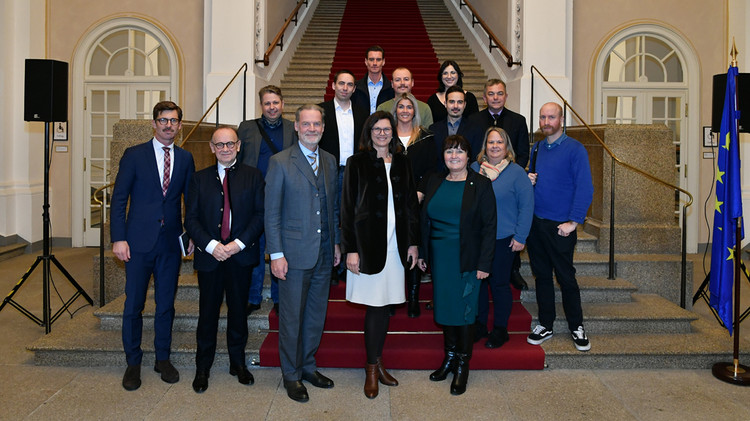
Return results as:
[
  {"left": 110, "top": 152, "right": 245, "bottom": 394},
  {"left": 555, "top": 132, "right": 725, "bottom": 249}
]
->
[
  {"left": 376, "top": 357, "right": 398, "bottom": 386},
  {"left": 364, "top": 363, "right": 379, "bottom": 398},
  {"left": 122, "top": 364, "right": 141, "bottom": 391},
  {"left": 154, "top": 359, "right": 179, "bottom": 383}
]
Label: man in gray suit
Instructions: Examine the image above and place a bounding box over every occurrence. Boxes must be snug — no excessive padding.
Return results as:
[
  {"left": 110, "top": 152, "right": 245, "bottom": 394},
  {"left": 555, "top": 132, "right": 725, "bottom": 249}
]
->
[
  {"left": 265, "top": 104, "right": 341, "bottom": 403},
  {"left": 237, "top": 85, "right": 297, "bottom": 315}
]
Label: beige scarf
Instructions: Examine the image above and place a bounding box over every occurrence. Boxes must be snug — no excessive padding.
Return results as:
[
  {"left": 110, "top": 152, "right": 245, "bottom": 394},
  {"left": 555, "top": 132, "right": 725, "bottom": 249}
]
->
[{"left": 479, "top": 159, "right": 510, "bottom": 181}]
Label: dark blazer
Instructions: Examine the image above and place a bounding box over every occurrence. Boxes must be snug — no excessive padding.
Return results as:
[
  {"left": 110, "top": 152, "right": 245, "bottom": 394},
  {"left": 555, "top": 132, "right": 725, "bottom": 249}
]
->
[
  {"left": 265, "top": 144, "right": 340, "bottom": 269},
  {"left": 340, "top": 151, "right": 419, "bottom": 274},
  {"left": 353, "top": 74, "right": 392, "bottom": 111},
  {"left": 185, "top": 163, "right": 265, "bottom": 271},
  {"left": 110, "top": 140, "right": 195, "bottom": 253},
  {"left": 403, "top": 127, "right": 437, "bottom": 192},
  {"left": 468, "top": 107, "right": 530, "bottom": 169},
  {"left": 426, "top": 91, "right": 480, "bottom": 124},
  {"left": 318, "top": 100, "right": 369, "bottom": 164},
  {"left": 419, "top": 168, "right": 496, "bottom": 273},
  {"left": 428, "top": 118, "right": 484, "bottom": 165},
  {"left": 237, "top": 118, "right": 297, "bottom": 168}
]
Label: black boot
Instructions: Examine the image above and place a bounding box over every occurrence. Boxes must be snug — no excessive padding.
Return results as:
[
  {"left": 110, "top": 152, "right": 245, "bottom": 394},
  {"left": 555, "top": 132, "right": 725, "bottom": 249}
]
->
[
  {"left": 450, "top": 324, "right": 474, "bottom": 395},
  {"left": 430, "top": 326, "right": 457, "bottom": 381},
  {"left": 485, "top": 325, "right": 510, "bottom": 349},
  {"left": 407, "top": 267, "right": 421, "bottom": 318}
]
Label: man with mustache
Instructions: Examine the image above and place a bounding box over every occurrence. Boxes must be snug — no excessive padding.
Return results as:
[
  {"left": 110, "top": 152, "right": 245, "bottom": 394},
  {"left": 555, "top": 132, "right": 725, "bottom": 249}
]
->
[
  {"left": 525, "top": 102, "right": 593, "bottom": 352},
  {"left": 377, "top": 67, "right": 433, "bottom": 128}
]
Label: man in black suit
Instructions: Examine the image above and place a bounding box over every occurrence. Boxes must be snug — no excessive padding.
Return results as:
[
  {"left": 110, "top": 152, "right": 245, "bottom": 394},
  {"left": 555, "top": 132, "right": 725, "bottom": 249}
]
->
[
  {"left": 111, "top": 101, "right": 195, "bottom": 391},
  {"left": 353, "top": 45, "right": 391, "bottom": 114},
  {"left": 237, "top": 85, "right": 297, "bottom": 315},
  {"left": 319, "top": 69, "right": 368, "bottom": 284},
  {"left": 184, "top": 127, "right": 265, "bottom": 393},
  {"left": 429, "top": 86, "right": 483, "bottom": 169},
  {"left": 468, "top": 78, "right": 531, "bottom": 290}
]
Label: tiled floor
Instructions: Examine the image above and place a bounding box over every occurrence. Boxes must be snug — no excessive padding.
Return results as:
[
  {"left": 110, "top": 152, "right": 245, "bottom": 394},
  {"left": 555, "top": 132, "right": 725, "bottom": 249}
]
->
[{"left": 1, "top": 247, "right": 750, "bottom": 420}]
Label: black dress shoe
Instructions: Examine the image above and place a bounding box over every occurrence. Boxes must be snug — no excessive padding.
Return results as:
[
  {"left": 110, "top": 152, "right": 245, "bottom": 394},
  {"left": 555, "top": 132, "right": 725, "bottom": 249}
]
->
[
  {"left": 154, "top": 359, "right": 180, "bottom": 383},
  {"left": 510, "top": 270, "right": 529, "bottom": 290},
  {"left": 485, "top": 326, "right": 510, "bottom": 349},
  {"left": 284, "top": 380, "right": 309, "bottom": 402},
  {"left": 230, "top": 364, "right": 255, "bottom": 385},
  {"left": 122, "top": 364, "right": 141, "bottom": 391},
  {"left": 301, "top": 370, "right": 334, "bottom": 388},
  {"left": 192, "top": 370, "right": 209, "bottom": 393},
  {"left": 246, "top": 302, "right": 261, "bottom": 316}
]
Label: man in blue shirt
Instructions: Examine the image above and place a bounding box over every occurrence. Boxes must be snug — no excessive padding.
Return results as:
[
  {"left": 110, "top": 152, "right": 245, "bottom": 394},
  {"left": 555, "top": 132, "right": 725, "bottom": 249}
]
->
[
  {"left": 525, "top": 102, "right": 594, "bottom": 352},
  {"left": 353, "top": 46, "right": 391, "bottom": 114},
  {"left": 237, "top": 85, "right": 297, "bottom": 315}
]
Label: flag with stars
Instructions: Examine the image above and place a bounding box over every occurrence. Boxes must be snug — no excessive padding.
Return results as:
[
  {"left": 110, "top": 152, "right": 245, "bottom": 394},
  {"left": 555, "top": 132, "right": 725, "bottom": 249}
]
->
[{"left": 710, "top": 65, "right": 743, "bottom": 335}]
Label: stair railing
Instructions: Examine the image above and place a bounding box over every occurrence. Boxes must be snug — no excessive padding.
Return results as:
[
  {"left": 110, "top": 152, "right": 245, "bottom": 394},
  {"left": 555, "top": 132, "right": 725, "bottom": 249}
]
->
[
  {"left": 94, "top": 62, "right": 249, "bottom": 306},
  {"left": 255, "top": 0, "right": 310, "bottom": 67},
  {"left": 529, "top": 65, "right": 694, "bottom": 308},
  {"left": 456, "top": 0, "right": 521, "bottom": 67}
]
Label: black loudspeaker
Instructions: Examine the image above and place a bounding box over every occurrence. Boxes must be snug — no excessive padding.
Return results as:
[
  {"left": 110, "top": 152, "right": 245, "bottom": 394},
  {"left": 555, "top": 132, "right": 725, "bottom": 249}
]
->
[
  {"left": 711, "top": 72, "right": 750, "bottom": 133},
  {"left": 24, "top": 59, "right": 68, "bottom": 122}
]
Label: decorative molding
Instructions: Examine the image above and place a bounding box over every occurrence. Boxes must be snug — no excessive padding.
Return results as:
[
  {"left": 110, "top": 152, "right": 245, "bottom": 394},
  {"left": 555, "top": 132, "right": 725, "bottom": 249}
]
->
[
  {"left": 255, "top": 0, "right": 263, "bottom": 64},
  {"left": 514, "top": 0, "right": 521, "bottom": 59}
]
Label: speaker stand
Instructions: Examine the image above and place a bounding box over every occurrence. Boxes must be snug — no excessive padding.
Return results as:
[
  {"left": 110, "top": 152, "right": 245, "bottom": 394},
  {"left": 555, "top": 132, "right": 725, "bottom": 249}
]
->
[{"left": 0, "top": 122, "right": 93, "bottom": 333}]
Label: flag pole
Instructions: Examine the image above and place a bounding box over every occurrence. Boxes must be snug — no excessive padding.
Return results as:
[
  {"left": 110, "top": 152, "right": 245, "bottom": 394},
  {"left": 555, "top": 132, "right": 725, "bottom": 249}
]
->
[{"left": 712, "top": 40, "right": 750, "bottom": 385}]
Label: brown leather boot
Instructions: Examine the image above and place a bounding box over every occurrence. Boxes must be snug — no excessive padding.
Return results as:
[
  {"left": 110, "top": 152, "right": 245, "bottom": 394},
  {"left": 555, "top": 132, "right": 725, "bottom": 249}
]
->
[
  {"left": 364, "top": 363, "right": 379, "bottom": 398},
  {"left": 376, "top": 357, "right": 398, "bottom": 386}
]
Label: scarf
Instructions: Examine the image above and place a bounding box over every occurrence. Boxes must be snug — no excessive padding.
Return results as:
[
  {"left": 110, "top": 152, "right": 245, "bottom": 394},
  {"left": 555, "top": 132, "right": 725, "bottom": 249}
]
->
[{"left": 479, "top": 159, "right": 510, "bottom": 181}]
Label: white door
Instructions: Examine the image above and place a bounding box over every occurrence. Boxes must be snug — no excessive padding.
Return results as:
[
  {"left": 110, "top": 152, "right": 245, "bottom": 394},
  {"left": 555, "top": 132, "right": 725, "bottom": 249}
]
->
[{"left": 83, "top": 83, "right": 169, "bottom": 245}]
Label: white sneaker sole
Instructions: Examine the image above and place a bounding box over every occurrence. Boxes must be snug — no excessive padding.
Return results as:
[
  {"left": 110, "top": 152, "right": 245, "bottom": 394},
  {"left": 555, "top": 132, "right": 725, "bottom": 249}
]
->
[{"left": 527, "top": 333, "right": 553, "bottom": 345}]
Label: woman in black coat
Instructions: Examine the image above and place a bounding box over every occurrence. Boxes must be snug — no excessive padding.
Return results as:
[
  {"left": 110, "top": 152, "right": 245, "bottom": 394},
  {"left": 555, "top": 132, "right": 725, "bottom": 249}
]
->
[
  {"left": 417, "top": 134, "right": 496, "bottom": 396},
  {"left": 341, "top": 111, "right": 420, "bottom": 398}
]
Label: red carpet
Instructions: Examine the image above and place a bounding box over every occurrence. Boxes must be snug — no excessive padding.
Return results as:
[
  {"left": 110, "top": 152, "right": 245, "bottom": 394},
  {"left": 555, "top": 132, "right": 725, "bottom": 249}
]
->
[
  {"left": 259, "top": 282, "right": 545, "bottom": 370},
  {"left": 323, "top": 0, "right": 439, "bottom": 102}
]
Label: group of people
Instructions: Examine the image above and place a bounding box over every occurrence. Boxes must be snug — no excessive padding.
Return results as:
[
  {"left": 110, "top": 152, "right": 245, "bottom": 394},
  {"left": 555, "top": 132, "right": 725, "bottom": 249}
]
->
[{"left": 109, "top": 45, "right": 594, "bottom": 401}]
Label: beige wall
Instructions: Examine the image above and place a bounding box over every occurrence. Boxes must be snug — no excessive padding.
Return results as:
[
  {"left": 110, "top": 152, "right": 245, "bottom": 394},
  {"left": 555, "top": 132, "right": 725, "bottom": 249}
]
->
[
  {"left": 466, "top": 0, "right": 512, "bottom": 48},
  {"left": 44, "top": 0, "right": 204, "bottom": 239},
  {"left": 571, "top": 0, "right": 728, "bottom": 246},
  {"left": 268, "top": 0, "right": 302, "bottom": 42}
]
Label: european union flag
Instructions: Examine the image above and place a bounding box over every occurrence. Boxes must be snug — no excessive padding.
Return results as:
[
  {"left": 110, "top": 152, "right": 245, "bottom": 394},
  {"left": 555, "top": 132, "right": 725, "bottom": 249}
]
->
[{"left": 710, "top": 65, "right": 744, "bottom": 335}]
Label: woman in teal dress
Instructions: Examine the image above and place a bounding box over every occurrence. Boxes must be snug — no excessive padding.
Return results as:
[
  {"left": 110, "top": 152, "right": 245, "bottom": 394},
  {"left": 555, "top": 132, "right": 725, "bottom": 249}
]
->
[{"left": 418, "top": 135, "right": 496, "bottom": 396}]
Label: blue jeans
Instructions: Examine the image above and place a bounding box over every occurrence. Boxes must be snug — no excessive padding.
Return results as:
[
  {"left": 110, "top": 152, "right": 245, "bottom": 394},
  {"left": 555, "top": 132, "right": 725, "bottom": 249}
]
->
[{"left": 248, "top": 232, "right": 279, "bottom": 304}]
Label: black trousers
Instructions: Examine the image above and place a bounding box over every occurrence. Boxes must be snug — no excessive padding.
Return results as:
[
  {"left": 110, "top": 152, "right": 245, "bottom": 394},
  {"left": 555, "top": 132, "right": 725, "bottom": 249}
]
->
[
  {"left": 526, "top": 216, "right": 583, "bottom": 331},
  {"left": 196, "top": 258, "right": 252, "bottom": 371}
]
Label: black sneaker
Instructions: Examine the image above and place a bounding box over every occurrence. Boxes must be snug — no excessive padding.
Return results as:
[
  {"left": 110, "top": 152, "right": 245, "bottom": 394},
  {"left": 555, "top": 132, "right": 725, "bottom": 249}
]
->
[
  {"left": 571, "top": 325, "right": 591, "bottom": 351},
  {"left": 527, "top": 325, "right": 553, "bottom": 345}
]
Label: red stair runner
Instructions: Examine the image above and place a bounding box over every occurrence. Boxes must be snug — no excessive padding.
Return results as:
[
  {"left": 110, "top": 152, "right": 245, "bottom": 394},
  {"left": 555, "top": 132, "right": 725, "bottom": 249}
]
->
[
  {"left": 323, "top": 0, "right": 440, "bottom": 102},
  {"left": 259, "top": 0, "right": 544, "bottom": 370}
]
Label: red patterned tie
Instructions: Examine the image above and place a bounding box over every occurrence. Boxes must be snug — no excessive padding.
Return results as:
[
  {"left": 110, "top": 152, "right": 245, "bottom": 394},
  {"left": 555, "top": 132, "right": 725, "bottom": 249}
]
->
[
  {"left": 162, "top": 147, "right": 171, "bottom": 196},
  {"left": 221, "top": 168, "right": 230, "bottom": 241}
]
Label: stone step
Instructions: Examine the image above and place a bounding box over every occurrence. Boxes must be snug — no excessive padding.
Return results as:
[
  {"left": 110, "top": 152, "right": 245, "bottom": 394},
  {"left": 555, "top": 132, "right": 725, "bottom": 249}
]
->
[
  {"left": 94, "top": 293, "right": 272, "bottom": 333},
  {"left": 28, "top": 308, "right": 266, "bottom": 367},
  {"left": 0, "top": 242, "right": 26, "bottom": 263},
  {"left": 520, "top": 276, "right": 637, "bottom": 303},
  {"left": 522, "top": 293, "right": 698, "bottom": 334},
  {"left": 538, "top": 318, "right": 750, "bottom": 369}
]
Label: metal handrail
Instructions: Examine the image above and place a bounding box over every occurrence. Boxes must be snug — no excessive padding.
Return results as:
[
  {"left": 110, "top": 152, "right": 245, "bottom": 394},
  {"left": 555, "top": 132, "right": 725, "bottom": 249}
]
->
[
  {"left": 255, "top": 0, "right": 309, "bottom": 67},
  {"left": 179, "top": 62, "right": 248, "bottom": 147},
  {"left": 529, "top": 65, "right": 694, "bottom": 308},
  {"left": 92, "top": 183, "right": 112, "bottom": 306},
  {"left": 458, "top": 0, "right": 521, "bottom": 67}
]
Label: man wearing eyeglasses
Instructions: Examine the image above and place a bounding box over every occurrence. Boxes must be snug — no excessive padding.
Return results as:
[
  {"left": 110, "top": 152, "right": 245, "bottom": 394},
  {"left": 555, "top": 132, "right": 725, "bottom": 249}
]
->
[
  {"left": 184, "top": 127, "right": 265, "bottom": 393},
  {"left": 111, "top": 101, "right": 196, "bottom": 391}
]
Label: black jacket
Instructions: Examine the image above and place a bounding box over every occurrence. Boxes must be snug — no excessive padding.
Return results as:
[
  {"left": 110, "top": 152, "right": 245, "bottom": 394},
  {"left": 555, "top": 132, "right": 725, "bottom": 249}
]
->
[
  {"left": 341, "top": 150, "right": 419, "bottom": 274},
  {"left": 468, "top": 107, "right": 530, "bottom": 168},
  {"left": 318, "top": 99, "right": 369, "bottom": 165},
  {"left": 419, "top": 168, "right": 496, "bottom": 273}
]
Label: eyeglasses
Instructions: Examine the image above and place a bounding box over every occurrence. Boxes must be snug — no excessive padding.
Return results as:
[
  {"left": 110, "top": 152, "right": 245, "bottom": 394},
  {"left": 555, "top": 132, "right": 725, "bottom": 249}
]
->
[
  {"left": 212, "top": 141, "right": 238, "bottom": 150},
  {"left": 156, "top": 118, "right": 181, "bottom": 125},
  {"left": 371, "top": 127, "right": 392, "bottom": 134}
]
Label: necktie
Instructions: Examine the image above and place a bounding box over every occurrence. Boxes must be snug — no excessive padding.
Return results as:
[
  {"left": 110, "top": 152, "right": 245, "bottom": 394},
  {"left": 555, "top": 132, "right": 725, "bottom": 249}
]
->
[
  {"left": 309, "top": 152, "right": 318, "bottom": 175},
  {"left": 162, "top": 147, "right": 171, "bottom": 196},
  {"left": 221, "top": 167, "right": 231, "bottom": 241},
  {"left": 492, "top": 113, "right": 499, "bottom": 127}
]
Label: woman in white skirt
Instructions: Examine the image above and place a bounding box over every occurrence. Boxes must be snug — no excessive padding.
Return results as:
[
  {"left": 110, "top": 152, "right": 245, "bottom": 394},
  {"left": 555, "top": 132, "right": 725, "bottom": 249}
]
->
[{"left": 341, "top": 111, "right": 420, "bottom": 398}]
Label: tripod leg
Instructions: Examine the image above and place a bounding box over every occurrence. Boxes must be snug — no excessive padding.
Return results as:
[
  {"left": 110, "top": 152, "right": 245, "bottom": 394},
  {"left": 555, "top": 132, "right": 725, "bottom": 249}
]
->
[
  {"left": 50, "top": 255, "right": 94, "bottom": 305},
  {"left": 0, "top": 256, "right": 43, "bottom": 313}
]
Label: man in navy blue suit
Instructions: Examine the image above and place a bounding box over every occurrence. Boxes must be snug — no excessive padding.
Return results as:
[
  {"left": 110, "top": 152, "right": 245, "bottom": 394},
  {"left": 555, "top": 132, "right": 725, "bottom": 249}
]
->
[
  {"left": 185, "top": 127, "right": 264, "bottom": 393},
  {"left": 429, "top": 86, "right": 483, "bottom": 168},
  {"left": 111, "top": 101, "right": 196, "bottom": 391}
]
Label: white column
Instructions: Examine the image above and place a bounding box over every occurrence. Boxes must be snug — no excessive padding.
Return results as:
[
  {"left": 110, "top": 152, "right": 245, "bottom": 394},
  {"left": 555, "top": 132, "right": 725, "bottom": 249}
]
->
[
  {"left": 203, "top": 0, "right": 260, "bottom": 126},
  {"left": 517, "top": 0, "right": 573, "bottom": 127},
  {"left": 0, "top": 0, "right": 46, "bottom": 244}
]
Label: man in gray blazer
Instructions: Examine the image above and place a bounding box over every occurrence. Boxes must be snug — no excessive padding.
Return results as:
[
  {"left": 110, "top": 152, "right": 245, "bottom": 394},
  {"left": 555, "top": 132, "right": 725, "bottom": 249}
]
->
[
  {"left": 237, "top": 85, "right": 297, "bottom": 315},
  {"left": 265, "top": 104, "right": 341, "bottom": 403}
]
